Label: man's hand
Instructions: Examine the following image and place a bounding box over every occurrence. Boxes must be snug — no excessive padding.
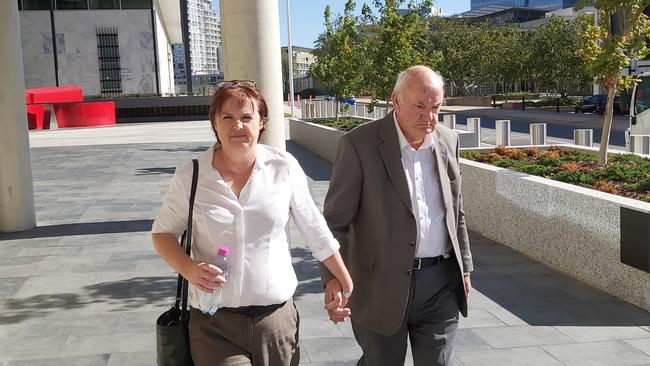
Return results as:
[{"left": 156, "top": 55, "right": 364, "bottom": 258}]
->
[
  {"left": 324, "top": 278, "right": 351, "bottom": 323},
  {"left": 464, "top": 274, "right": 472, "bottom": 297}
]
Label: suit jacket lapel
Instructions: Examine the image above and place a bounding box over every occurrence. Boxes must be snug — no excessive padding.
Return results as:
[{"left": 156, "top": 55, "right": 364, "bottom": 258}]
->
[
  {"left": 432, "top": 129, "right": 452, "bottom": 214},
  {"left": 378, "top": 112, "right": 413, "bottom": 213}
]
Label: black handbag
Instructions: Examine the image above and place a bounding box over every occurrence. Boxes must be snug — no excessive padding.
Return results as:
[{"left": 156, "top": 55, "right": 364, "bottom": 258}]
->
[{"left": 156, "top": 159, "right": 199, "bottom": 366}]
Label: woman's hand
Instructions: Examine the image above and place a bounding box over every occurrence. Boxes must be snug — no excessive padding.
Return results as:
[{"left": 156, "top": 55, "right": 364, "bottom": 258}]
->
[{"left": 181, "top": 261, "right": 227, "bottom": 293}]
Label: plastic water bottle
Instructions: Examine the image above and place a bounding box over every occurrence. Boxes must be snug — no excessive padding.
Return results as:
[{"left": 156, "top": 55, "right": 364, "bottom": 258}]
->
[{"left": 199, "top": 246, "right": 230, "bottom": 315}]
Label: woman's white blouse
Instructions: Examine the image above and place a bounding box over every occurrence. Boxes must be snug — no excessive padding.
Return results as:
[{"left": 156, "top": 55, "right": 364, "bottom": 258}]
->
[{"left": 152, "top": 144, "right": 339, "bottom": 308}]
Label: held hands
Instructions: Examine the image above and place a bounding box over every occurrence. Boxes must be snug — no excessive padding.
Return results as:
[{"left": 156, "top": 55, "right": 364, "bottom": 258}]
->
[
  {"left": 181, "top": 260, "right": 227, "bottom": 293},
  {"left": 324, "top": 278, "right": 352, "bottom": 324}
]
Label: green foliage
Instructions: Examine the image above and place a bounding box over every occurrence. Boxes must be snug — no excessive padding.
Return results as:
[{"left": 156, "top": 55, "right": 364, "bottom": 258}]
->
[
  {"left": 554, "top": 170, "right": 594, "bottom": 185},
  {"left": 310, "top": 0, "right": 366, "bottom": 117},
  {"left": 463, "top": 146, "right": 650, "bottom": 201},
  {"left": 309, "top": 117, "right": 367, "bottom": 132},
  {"left": 536, "top": 156, "right": 561, "bottom": 167},
  {"left": 528, "top": 15, "right": 591, "bottom": 97},
  {"left": 429, "top": 19, "right": 494, "bottom": 96},
  {"left": 628, "top": 177, "right": 650, "bottom": 192},
  {"left": 575, "top": 0, "right": 650, "bottom": 165},
  {"left": 363, "top": 0, "right": 440, "bottom": 101}
]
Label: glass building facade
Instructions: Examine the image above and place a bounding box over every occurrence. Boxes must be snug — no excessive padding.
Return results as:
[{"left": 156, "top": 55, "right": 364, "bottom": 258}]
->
[{"left": 470, "top": 0, "right": 564, "bottom": 10}]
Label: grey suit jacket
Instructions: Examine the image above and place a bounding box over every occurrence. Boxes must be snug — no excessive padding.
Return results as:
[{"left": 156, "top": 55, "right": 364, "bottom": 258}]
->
[{"left": 320, "top": 111, "right": 473, "bottom": 336}]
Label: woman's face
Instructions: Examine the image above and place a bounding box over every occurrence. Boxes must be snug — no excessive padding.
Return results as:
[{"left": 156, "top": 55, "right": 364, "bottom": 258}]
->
[{"left": 213, "top": 97, "right": 264, "bottom": 151}]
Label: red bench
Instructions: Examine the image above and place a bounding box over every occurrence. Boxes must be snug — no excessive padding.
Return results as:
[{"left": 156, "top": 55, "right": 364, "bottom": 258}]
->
[{"left": 24, "top": 85, "right": 116, "bottom": 129}]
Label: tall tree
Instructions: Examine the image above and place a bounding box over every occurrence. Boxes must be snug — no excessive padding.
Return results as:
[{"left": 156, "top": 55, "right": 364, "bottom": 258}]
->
[
  {"left": 528, "top": 16, "right": 590, "bottom": 98},
  {"left": 281, "top": 51, "right": 297, "bottom": 100},
  {"left": 429, "top": 19, "right": 494, "bottom": 96},
  {"left": 309, "top": 0, "right": 366, "bottom": 120},
  {"left": 364, "top": 0, "right": 441, "bottom": 102},
  {"left": 576, "top": 0, "right": 650, "bottom": 165}
]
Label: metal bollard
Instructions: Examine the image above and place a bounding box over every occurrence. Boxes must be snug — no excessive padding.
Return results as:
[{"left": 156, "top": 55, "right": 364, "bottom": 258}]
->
[
  {"left": 442, "top": 114, "right": 456, "bottom": 130},
  {"left": 467, "top": 117, "right": 481, "bottom": 147},
  {"left": 629, "top": 135, "right": 650, "bottom": 155},
  {"left": 573, "top": 129, "right": 593, "bottom": 147},
  {"left": 530, "top": 123, "right": 547, "bottom": 145},
  {"left": 495, "top": 120, "right": 511, "bottom": 146}
]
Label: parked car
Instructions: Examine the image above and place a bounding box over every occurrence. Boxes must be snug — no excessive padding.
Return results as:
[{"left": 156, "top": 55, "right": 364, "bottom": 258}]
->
[
  {"left": 575, "top": 94, "right": 622, "bottom": 115},
  {"left": 326, "top": 96, "right": 356, "bottom": 105}
]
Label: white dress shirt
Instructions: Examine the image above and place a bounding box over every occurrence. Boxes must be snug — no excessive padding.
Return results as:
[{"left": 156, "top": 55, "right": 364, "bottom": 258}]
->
[
  {"left": 152, "top": 144, "right": 339, "bottom": 308},
  {"left": 393, "top": 116, "right": 450, "bottom": 258}
]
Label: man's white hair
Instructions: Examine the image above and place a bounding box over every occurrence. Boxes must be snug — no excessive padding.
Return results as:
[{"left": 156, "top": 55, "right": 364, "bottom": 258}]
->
[{"left": 393, "top": 65, "right": 445, "bottom": 95}]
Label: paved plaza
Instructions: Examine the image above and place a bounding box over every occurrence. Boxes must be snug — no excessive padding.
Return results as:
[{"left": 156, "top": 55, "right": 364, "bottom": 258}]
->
[{"left": 0, "top": 119, "right": 649, "bottom": 365}]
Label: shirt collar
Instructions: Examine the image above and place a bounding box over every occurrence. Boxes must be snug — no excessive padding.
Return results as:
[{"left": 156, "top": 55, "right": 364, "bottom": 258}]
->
[{"left": 392, "top": 113, "right": 434, "bottom": 152}]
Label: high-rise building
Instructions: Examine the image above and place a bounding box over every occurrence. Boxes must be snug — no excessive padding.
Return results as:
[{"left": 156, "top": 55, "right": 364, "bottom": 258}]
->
[
  {"left": 173, "top": 0, "right": 221, "bottom": 93},
  {"left": 187, "top": 0, "right": 220, "bottom": 75},
  {"left": 470, "top": 0, "right": 564, "bottom": 10}
]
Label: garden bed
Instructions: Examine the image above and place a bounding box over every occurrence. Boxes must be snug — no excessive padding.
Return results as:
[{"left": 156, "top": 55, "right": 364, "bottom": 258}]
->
[
  {"left": 459, "top": 145, "right": 650, "bottom": 310},
  {"left": 461, "top": 145, "right": 650, "bottom": 203}
]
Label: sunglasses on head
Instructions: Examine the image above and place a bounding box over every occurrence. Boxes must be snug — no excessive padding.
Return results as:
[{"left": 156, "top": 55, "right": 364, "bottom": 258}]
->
[{"left": 215, "top": 80, "right": 257, "bottom": 92}]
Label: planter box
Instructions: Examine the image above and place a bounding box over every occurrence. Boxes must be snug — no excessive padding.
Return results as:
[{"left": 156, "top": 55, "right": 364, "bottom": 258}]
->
[
  {"left": 290, "top": 117, "right": 478, "bottom": 163},
  {"left": 460, "top": 145, "right": 650, "bottom": 310}
]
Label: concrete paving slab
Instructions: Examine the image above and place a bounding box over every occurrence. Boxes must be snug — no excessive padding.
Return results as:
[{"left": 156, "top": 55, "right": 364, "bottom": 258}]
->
[
  {"left": 484, "top": 306, "right": 528, "bottom": 326},
  {"left": 543, "top": 341, "right": 650, "bottom": 366},
  {"left": 0, "top": 335, "right": 69, "bottom": 361},
  {"left": 458, "top": 307, "right": 507, "bottom": 329},
  {"left": 472, "top": 325, "right": 576, "bottom": 348},
  {"left": 6, "top": 354, "right": 110, "bottom": 366},
  {"left": 300, "top": 337, "right": 362, "bottom": 364},
  {"left": 555, "top": 325, "right": 650, "bottom": 342},
  {"left": 62, "top": 332, "right": 154, "bottom": 357},
  {"left": 627, "top": 338, "right": 650, "bottom": 357},
  {"left": 107, "top": 351, "right": 156, "bottom": 366},
  {"left": 456, "top": 346, "right": 564, "bottom": 366}
]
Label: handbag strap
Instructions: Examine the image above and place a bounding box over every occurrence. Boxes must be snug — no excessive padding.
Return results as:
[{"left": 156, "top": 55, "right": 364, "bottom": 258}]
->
[{"left": 174, "top": 159, "right": 199, "bottom": 316}]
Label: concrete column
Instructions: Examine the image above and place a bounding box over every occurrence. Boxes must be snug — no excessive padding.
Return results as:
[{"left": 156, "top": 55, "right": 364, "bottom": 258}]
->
[
  {"left": 574, "top": 129, "right": 594, "bottom": 147},
  {"left": 0, "top": 1, "right": 36, "bottom": 232},
  {"left": 495, "top": 120, "right": 511, "bottom": 146},
  {"left": 529, "top": 123, "right": 547, "bottom": 146},
  {"left": 629, "top": 135, "right": 650, "bottom": 155},
  {"left": 442, "top": 114, "right": 456, "bottom": 130},
  {"left": 220, "top": 0, "right": 285, "bottom": 150},
  {"left": 467, "top": 117, "right": 481, "bottom": 147}
]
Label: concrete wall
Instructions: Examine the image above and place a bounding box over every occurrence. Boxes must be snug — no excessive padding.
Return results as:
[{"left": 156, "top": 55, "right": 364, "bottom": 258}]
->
[
  {"left": 20, "top": 9, "right": 155, "bottom": 96},
  {"left": 19, "top": 11, "right": 56, "bottom": 88},
  {"left": 154, "top": 6, "right": 174, "bottom": 95},
  {"left": 460, "top": 155, "right": 650, "bottom": 310}
]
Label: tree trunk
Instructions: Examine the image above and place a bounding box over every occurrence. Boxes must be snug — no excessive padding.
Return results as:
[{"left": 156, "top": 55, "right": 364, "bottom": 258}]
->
[
  {"left": 597, "top": 75, "right": 618, "bottom": 166},
  {"left": 336, "top": 100, "right": 340, "bottom": 122}
]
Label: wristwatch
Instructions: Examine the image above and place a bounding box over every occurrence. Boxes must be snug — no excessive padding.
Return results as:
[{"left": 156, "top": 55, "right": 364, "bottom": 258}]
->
[{"left": 342, "top": 290, "right": 352, "bottom": 299}]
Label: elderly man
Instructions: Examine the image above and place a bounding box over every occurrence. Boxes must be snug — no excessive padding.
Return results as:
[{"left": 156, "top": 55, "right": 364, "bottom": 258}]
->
[{"left": 320, "top": 65, "right": 473, "bottom": 366}]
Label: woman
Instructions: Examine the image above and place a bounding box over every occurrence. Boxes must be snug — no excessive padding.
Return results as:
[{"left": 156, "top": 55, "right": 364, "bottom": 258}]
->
[{"left": 152, "top": 80, "right": 353, "bottom": 366}]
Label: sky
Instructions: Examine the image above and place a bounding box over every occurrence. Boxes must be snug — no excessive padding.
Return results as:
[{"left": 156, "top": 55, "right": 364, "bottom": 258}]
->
[{"left": 214, "top": 1, "right": 471, "bottom": 49}]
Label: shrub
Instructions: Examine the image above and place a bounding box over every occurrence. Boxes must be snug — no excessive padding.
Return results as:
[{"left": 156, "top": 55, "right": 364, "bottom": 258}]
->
[
  {"left": 594, "top": 180, "right": 617, "bottom": 194},
  {"left": 554, "top": 170, "right": 594, "bottom": 185},
  {"left": 520, "top": 164, "right": 551, "bottom": 176}
]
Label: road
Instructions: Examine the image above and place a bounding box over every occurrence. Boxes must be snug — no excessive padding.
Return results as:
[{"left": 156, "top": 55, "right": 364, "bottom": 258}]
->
[{"left": 440, "top": 107, "right": 629, "bottom": 147}]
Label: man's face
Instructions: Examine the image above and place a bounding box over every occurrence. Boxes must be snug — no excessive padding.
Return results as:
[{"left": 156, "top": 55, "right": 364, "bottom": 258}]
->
[{"left": 392, "top": 81, "right": 443, "bottom": 143}]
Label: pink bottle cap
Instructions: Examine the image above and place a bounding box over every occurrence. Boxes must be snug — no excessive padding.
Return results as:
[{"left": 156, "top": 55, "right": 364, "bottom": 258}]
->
[{"left": 217, "top": 246, "right": 230, "bottom": 256}]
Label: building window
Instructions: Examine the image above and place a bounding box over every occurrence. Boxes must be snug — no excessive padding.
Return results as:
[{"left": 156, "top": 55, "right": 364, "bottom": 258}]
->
[
  {"left": 56, "top": 0, "right": 89, "bottom": 9},
  {"left": 23, "top": 0, "right": 52, "bottom": 9},
  {"left": 120, "top": 0, "right": 151, "bottom": 9},
  {"left": 89, "top": 0, "right": 119, "bottom": 9},
  {"left": 97, "top": 28, "right": 122, "bottom": 94}
]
